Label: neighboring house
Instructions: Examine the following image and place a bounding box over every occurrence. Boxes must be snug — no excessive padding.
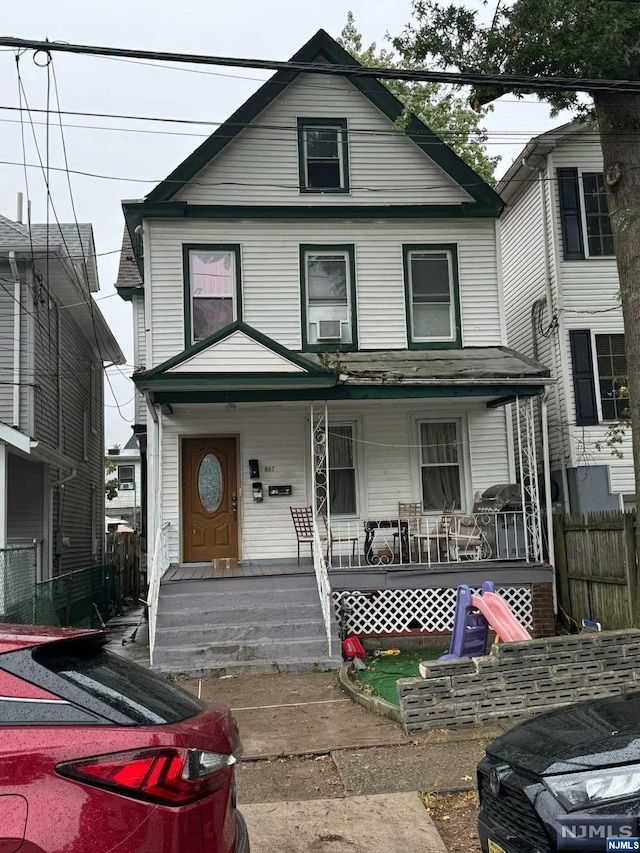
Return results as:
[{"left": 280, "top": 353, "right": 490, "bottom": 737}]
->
[
  {"left": 105, "top": 434, "right": 142, "bottom": 530},
  {"left": 117, "top": 29, "right": 554, "bottom": 671},
  {"left": 0, "top": 211, "right": 124, "bottom": 598},
  {"left": 498, "top": 121, "right": 630, "bottom": 513}
]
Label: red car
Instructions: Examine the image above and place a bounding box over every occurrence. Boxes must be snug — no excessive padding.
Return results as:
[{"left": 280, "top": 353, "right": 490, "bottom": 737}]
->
[{"left": 0, "top": 624, "right": 249, "bottom": 853}]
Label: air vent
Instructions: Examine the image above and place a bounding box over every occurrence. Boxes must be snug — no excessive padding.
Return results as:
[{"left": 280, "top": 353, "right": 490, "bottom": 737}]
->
[
  {"left": 317, "top": 319, "right": 342, "bottom": 341},
  {"left": 119, "top": 482, "right": 135, "bottom": 491}
]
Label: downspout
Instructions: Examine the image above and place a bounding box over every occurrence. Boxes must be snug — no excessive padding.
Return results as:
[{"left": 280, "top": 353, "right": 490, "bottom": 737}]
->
[
  {"left": 541, "top": 394, "right": 558, "bottom": 613},
  {"left": 8, "top": 252, "right": 20, "bottom": 428}
]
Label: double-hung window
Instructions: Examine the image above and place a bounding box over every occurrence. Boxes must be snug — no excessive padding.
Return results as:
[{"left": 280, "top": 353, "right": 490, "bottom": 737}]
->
[
  {"left": 118, "top": 465, "right": 135, "bottom": 491},
  {"left": 581, "top": 173, "right": 614, "bottom": 257},
  {"left": 595, "top": 333, "right": 627, "bottom": 421},
  {"left": 418, "top": 421, "right": 462, "bottom": 511},
  {"left": 558, "top": 168, "right": 614, "bottom": 259},
  {"left": 298, "top": 119, "right": 349, "bottom": 192},
  {"left": 404, "top": 245, "right": 460, "bottom": 347},
  {"left": 301, "top": 245, "right": 356, "bottom": 349},
  {"left": 183, "top": 245, "right": 241, "bottom": 344},
  {"left": 328, "top": 424, "right": 357, "bottom": 516}
]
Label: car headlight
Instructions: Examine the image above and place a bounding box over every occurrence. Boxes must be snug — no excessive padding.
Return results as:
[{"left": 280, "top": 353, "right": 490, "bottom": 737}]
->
[{"left": 545, "top": 765, "right": 640, "bottom": 811}]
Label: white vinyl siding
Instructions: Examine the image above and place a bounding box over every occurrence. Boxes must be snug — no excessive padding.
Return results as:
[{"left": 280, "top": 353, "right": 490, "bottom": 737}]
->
[
  {"left": 158, "top": 399, "right": 510, "bottom": 564},
  {"left": 133, "top": 295, "right": 146, "bottom": 425},
  {"left": 147, "top": 219, "right": 501, "bottom": 363},
  {"left": 172, "top": 73, "right": 472, "bottom": 206}
]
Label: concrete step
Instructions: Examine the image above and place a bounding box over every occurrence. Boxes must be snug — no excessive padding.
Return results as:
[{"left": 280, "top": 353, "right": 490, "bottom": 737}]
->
[
  {"left": 152, "top": 637, "right": 334, "bottom": 669},
  {"left": 152, "top": 656, "right": 341, "bottom": 677},
  {"left": 157, "top": 602, "right": 325, "bottom": 628},
  {"left": 156, "top": 619, "right": 328, "bottom": 645}
]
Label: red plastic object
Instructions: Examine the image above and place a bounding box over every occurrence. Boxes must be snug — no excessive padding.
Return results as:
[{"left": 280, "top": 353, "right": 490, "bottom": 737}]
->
[{"left": 342, "top": 636, "right": 366, "bottom": 660}]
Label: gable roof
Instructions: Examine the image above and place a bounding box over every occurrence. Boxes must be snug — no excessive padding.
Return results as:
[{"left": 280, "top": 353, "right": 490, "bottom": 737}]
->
[
  {"left": 115, "top": 226, "right": 143, "bottom": 300},
  {"left": 496, "top": 120, "right": 589, "bottom": 205},
  {"left": 137, "top": 320, "right": 335, "bottom": 380},
  {"left": 144, "top": 29, "right": 502, "bottom": 212}
]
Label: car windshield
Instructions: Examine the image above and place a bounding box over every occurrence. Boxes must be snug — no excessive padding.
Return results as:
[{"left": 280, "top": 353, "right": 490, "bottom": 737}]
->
[{"left": 34, "top": 642, "right": 205, "bottom": 725}]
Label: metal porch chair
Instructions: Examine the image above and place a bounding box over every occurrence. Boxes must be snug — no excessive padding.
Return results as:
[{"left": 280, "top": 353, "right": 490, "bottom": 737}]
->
[{"left": 290, "top": 506, "right": 314, "bottom": 566}]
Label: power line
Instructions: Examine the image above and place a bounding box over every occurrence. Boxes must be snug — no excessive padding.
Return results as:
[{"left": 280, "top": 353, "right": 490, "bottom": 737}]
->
[{"left": 3, "top": 36, "right": 640, "bottom": 94}]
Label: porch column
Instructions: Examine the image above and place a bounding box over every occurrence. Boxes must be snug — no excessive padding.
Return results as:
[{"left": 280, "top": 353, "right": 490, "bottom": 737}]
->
[
  {"left": 541, "top": 396, "right": 558, "bottom": 612},
  {"left": 310, "top": 401, "right": 330, "bottom": 536},
  {"left": 145, "top": 398, "right": 159, "bottom": 563},
  {"left": 515, "top": 396, "right": 543, "bottom": 563},
  {"left": 0, "top": 442, "right": 7, "bottom": 550}
]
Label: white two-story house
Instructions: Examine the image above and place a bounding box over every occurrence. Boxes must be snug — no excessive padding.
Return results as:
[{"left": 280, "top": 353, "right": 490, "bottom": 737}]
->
[
  {"left": 499, "top": 121, "right": 630, "bottom": 513},
  {"left": 117, "top": 30, "right": 555, "bottom": 672}
]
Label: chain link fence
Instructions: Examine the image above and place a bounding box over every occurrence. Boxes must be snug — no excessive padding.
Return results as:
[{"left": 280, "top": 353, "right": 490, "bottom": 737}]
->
[
  {"left": 35, "top": 565, "right": 121, "bottom": 628},
  {"left": 0, "top": 544, "right": 37, "bottom": 624}
]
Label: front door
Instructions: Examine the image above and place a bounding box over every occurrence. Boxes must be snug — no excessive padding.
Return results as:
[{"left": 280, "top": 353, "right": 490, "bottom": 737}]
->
[{"left": 182, "top": 437, "right": 238, "bottom": 563}]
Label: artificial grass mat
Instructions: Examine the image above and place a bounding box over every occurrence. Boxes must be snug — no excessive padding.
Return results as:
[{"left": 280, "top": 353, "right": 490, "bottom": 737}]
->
[{"left": 355, "top": 647, "right": 447, "bottom": 706}]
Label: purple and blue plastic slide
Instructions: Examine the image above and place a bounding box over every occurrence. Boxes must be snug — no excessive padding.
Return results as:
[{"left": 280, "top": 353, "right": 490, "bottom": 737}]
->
[{"left": 439, "top": 581, "right": 495, "bottom": 661}]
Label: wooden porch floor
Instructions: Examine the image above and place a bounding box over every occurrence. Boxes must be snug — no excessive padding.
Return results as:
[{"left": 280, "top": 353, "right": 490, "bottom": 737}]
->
[{"left": 161, "top": 558, "right": 315, "bottom": 583}]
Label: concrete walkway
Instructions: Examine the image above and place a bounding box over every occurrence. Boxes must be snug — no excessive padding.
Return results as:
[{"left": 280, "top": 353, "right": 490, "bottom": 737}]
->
[{"left": 179, "top": 670, "right": 503, "bottom": 851}]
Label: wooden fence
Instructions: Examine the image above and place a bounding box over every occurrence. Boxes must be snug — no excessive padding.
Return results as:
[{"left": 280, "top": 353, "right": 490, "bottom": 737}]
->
[
  {"left": 554, "top": 511, "right": 639, "bottom": 630},
  {"left": 104, "top": 532, "right": 143, "bottom": 603}
]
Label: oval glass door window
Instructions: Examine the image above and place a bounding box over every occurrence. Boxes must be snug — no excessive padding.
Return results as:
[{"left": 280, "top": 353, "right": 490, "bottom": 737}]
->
[{"left": 198, "top": 454, "right": 223, "bottom": 513}]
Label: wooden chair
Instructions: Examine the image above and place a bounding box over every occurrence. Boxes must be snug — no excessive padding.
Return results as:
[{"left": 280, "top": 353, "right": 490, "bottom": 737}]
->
[
  {"left": 322, "top": 514, "right": 358, "bottom": 564},
  {"left": 290, "top": 507, "right": 314, "bottom": 566},
  {"left": 414, "top": 501, "right": 456, "bottom": 563}
]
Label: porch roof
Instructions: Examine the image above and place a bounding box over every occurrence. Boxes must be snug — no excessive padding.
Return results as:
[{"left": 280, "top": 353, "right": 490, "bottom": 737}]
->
[{"left": 135, "top": 324, "right": 551, "bottom": 406}]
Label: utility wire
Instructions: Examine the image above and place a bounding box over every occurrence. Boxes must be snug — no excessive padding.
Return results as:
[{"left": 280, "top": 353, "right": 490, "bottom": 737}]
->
[{"left": 3, "top": 36, "right": 640, "bottom": 94}]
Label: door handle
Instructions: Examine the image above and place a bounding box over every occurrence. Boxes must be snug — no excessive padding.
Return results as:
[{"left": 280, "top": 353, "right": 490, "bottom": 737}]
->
[{"left": 231, "top": 491, "right": 237, "bottom": 520}]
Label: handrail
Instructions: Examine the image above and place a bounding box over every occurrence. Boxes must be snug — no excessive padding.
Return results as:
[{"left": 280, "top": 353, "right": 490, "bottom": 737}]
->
[
  {"left": 311, "top": 519, "right": 333, "bottom": 656},
  {"left": 148, "top": 521, "right": 170, "bottom": 663}
]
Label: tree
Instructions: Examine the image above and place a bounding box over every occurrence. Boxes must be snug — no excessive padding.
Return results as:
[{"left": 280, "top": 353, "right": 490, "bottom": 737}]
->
[
  {"left": 105, "top": 452, "right": 119, "bottom": 501},
  {"left": 337, "top": 13, "right": 499, "bottom": 183},
  {"left": 395, "top": 0, "right": 640, "bottom": 514}
]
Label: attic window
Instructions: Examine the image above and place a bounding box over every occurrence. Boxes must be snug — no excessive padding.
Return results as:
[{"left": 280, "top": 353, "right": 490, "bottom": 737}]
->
[{"left": 297, "top": 119, "right": 349, "bottom": 193}]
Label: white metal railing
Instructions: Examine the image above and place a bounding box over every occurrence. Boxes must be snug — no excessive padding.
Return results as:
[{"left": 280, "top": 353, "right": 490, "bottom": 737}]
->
[
  {"left": 312, "top": 518, "right": 333, "bottom": 656},
  {"left": 325, "top": 512, "right": 531, "bottom": 569},
  {"left": 148, "top": 521, "right": 170, "bottom": 663}
]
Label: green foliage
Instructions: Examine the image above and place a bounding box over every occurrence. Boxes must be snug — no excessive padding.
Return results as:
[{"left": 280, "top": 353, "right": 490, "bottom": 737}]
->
[
  {"left": 337, "top": 12, "right": 499, "bottom": 184},
  {"left": 393, "top": 0, "right": 640, "bottom": 113},
  {"left": 105, "top": 477, "right": 119, "bottom": 501}
]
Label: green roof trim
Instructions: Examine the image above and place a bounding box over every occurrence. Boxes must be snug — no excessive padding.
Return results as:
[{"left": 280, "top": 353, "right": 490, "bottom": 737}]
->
[
  {"left": 115, "top": 284, "right": 143, "bottom": 302},
  {"left": 136, "top": 320, "right": 335, "bottom": 380},
  {"left": 146, "top": 383, "right": 544, "bottom": 406},
  {"left": 142, "top": 29, "right": 503, "bottom": 213},
  {"left": 122, "top": 202, "right": 499, "bottom": 234}
]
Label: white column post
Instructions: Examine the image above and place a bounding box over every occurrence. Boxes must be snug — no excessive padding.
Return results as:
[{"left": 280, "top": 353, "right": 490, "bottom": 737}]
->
[
  {"left": 0, "top": 443, "right": 7, "bottom": 550},
  {"left": 515, "top": 397, "right": 530, "bottom": 561},
  {"left": 541, "top": 396, "right": 558, "bottom": 612}
]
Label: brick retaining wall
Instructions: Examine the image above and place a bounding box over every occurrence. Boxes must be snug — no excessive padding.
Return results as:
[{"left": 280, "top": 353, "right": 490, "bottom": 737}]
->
[{"left": 398, "top": 629, "right": 640, "bottom": 733}]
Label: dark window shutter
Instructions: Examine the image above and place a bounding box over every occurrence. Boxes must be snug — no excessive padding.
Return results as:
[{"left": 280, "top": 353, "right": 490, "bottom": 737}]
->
[
  {"left": 557, "top": 168, "right": 585, "bottom": 260},
  {"left": 569, "top": 330, "right": 598, "bottom": 425}
]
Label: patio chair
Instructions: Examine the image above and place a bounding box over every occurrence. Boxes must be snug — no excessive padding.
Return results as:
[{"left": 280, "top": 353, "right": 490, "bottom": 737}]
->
[
  {"left": 322, "top": 513, "right": 358, "bottom": 564},
  {"left": 393, "top": 502, "right": 421, "bottom": 561},
  {"left": 290, "top": 506, "right": 314, "bottom": 566},
  {"left": 413, "top": 502, "right": 456, "bottom": 563},
  {"left": 441, "top": 504, "right": 487, "bottom": 561}
]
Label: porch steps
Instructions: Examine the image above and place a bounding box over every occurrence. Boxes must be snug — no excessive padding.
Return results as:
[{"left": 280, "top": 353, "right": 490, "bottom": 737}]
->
[{"left": 152, "top": 572, "right": 340, "bottom": 675}]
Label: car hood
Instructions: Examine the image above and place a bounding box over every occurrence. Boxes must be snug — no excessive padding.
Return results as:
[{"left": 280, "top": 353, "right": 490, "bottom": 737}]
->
[{"left": 487, "top": 694, "right": 640, "bottom": 776}]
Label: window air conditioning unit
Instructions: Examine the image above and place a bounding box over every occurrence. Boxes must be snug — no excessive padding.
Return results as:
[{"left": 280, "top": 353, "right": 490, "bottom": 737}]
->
[
  {"left": 119, "top": 482, "right": 135, "bottom": 491},
  {"left": 316, "top": 319, "right": 342, "bottom": 341}
]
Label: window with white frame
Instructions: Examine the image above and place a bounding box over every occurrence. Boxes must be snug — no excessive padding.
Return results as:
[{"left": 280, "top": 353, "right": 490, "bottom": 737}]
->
[
  {"left": 303, "top": 247, "right": 355, "bottom": 348},
  {"left": 581, "top": 173, "right": 614, "bottom": 257},
  {"left": 418, "top": 420, "right": 462, "bottom": 511},
  {"left": 405, "top": 246, "right": 458, "bottom": 345},
  {"left": 118, "top": 465, "right": 135, "bottom": 491},
  {"left": 298, "top": 119, "right": 349, "bottom": 192},
  {"left": 328, "top": 424, "right": 357, "bottom": 516},
  {"left": 185, "top": 246, "right": 240, "bottom": 343}
]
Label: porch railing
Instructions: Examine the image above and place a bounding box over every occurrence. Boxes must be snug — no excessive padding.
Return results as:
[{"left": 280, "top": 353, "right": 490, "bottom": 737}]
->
[
  {"left": 148, "top": 522, "right": 170, "bottom": 663},
  {"left": 311, "top": 518, "right": 333, "bottom": 656},
  {"left": 325, "top": 511, "right": 531, "bottom": 569}
]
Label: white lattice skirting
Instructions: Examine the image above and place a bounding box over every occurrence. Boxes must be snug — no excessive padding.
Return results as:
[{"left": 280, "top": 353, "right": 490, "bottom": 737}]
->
[{"left": 332, "top": 586, "right": 534, "bottom": 636}]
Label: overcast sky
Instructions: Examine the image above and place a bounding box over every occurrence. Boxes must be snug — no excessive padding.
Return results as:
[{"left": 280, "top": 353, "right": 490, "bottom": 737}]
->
[{"left": 0, "top": 0, "right": 571, "bottom": 446}]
